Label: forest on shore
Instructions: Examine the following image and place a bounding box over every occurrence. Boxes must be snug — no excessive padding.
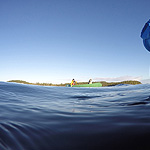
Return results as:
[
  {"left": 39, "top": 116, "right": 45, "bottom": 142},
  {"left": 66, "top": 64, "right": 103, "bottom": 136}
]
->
[{"left": 7, "top": 80, "right": 142, "bottom": 87}]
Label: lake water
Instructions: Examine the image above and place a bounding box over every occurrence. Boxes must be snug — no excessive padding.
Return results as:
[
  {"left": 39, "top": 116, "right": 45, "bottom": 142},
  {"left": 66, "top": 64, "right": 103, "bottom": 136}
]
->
[{"left": 0, "top": 82, "right": 150, "bottom": 150}]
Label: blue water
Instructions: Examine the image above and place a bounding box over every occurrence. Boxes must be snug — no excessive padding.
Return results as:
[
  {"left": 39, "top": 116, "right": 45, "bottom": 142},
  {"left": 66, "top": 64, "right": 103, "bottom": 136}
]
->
[{"left": 0, "top": 82, "right": 150, "bottom": 150}]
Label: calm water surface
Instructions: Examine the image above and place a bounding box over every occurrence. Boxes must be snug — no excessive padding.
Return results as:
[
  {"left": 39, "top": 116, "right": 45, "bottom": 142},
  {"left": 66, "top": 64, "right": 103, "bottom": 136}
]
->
[{"left": 0, "top": 82, "right": 150, "bottom": 150}]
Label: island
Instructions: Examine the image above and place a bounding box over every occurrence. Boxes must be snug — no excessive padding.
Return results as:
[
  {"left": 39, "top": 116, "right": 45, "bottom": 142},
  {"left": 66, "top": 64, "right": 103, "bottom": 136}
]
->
[{"left": 7, "top": 80, "right": 141, "bottom": 87}]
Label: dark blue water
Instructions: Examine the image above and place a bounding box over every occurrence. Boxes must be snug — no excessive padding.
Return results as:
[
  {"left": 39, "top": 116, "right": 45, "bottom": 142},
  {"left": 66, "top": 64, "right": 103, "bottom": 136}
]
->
[{"left": 0, "top": 82, "right": 150, "bottom": 150}]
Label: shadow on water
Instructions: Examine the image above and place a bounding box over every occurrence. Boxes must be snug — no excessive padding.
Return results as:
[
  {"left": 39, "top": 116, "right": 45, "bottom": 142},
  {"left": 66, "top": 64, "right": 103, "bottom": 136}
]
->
[
  {"left": 70, "top": 95, "right": 101, "bottom": 100},
  {"left": 125, "top": 97, "right": 150, "bottom": 106},
  {"left": 127, "top": 101, "right": 148, "bottom": 106}
]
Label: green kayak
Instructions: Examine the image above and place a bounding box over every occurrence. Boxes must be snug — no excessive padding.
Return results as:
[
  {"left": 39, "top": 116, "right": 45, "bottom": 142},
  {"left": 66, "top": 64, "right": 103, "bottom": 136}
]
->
[{"left": 73, "top": 83, "right": 102, "bottom": 87}]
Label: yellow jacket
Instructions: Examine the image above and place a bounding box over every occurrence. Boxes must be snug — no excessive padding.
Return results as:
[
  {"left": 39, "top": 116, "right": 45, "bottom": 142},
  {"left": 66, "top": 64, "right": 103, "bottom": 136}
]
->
[{"left": 71, "top": 80, "right": 77, "bottom": 87}]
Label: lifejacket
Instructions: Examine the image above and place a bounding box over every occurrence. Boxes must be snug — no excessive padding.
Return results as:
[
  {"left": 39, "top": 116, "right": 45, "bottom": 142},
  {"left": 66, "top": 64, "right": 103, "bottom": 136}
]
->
[{"left": 71, "top": 80, "right": 75, "bottom": 85}]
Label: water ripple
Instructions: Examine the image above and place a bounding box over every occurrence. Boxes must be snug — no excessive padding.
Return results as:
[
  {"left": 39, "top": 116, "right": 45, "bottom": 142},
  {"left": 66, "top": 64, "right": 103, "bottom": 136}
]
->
[{"left": 0, "top": 82, "right": 150, "bottom": 149}]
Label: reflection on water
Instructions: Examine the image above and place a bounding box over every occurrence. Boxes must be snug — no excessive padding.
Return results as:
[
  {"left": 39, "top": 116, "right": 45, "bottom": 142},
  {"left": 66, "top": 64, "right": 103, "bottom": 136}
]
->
[{"left": 0, "top": 82, "right": 150, "bottom": 150}]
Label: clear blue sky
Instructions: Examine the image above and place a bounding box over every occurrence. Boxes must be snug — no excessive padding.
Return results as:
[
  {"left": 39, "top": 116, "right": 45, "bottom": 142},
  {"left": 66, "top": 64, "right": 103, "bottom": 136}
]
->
[{"left": 0, "top": 0, "right": 150, "bottom": 83}]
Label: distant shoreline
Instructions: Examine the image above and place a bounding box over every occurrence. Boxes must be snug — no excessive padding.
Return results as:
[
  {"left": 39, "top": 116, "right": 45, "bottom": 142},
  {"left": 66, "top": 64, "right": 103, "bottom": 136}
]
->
[{"left": 7, "top": 80, "right": 142, "bottom": 87}]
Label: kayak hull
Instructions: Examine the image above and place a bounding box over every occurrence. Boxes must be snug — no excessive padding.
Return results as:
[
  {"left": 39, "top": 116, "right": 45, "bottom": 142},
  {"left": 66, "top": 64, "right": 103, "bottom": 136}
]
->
[{"left": 73, "top": 83, "right": 102, "bottom": 87}]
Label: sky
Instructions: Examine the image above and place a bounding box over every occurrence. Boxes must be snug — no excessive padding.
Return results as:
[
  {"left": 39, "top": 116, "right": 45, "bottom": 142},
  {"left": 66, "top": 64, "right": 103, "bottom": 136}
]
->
[{"left": 0, "top": 0, "right": 150, "bottom": 84}]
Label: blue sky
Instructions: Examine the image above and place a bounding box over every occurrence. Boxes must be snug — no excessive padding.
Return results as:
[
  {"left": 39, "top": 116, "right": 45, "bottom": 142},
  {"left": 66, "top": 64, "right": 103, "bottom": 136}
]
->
[{"left": 0, "top": 0, "right": 150, "bottom": 84}]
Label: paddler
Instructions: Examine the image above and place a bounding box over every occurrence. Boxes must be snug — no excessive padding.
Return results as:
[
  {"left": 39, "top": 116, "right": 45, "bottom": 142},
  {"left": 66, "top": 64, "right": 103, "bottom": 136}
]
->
[
  {"left": 71, "top": 79, "right": 76, "bottom": 87},
  {"left": 88, "top": 79, "right": 92, "bottom": 84}
]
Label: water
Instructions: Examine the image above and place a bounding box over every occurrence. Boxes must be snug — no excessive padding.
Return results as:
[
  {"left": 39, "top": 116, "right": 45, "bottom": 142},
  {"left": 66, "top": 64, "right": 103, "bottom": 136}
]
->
[{"left": 0, "top": 82, "right": 150, "bottom": 150}]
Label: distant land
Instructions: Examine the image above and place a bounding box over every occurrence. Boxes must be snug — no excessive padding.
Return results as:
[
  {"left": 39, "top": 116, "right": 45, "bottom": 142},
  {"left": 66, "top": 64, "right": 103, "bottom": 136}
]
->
[
  {"left": 7, "top": 80, "right": 142, "bottom": 87},
  {"left": 140, "top": 79, "right": 150, "bottom": 84}
]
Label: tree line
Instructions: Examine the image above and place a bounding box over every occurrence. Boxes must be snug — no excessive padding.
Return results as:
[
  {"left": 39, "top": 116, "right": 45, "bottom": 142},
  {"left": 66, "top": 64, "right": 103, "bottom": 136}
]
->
[{"left": 8, "top": 80, "right": 141, "bottom": 87}]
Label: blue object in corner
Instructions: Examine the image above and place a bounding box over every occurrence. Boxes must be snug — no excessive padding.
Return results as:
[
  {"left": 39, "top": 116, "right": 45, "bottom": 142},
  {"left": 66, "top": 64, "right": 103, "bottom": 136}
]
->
[{"left": 141, "top": 19, "right": 150, "bottom": 52}]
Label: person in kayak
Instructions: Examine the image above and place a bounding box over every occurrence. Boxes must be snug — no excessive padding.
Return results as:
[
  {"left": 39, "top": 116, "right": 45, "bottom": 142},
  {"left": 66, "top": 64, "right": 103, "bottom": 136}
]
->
[
  {"left": 71, "top": 79, "right": 76, "bottom": 87},
  {"left": 88, "top": 79, "right": 92, "bottom": 84}
]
